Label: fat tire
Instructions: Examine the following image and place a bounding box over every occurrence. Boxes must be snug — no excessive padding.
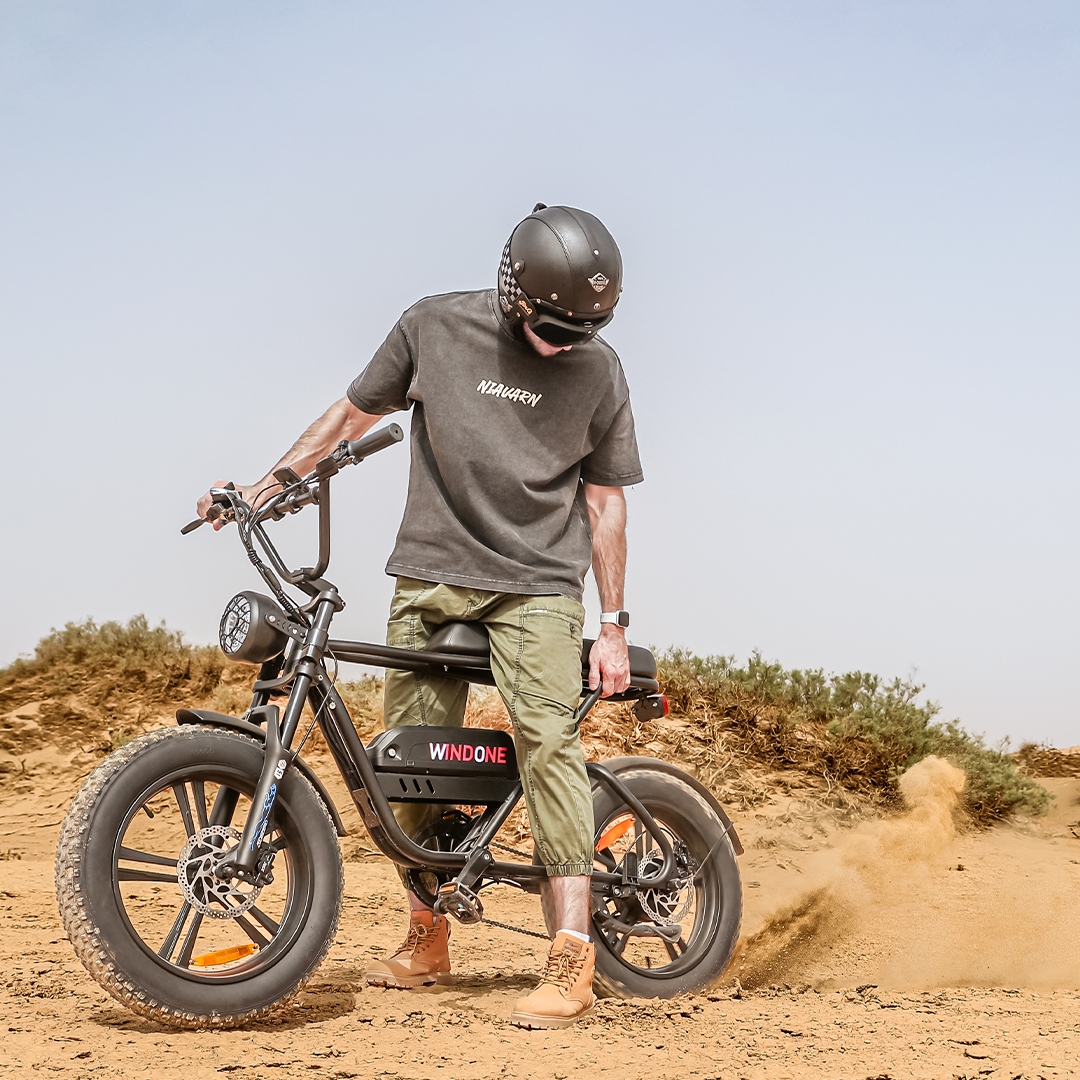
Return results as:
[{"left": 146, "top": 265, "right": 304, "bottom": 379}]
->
[
  {"left": 55, "top": 726, "right": 343, "bottom": 1029},
  {"left": 541, "top": 765, "right": 741, "bottom": 999}
]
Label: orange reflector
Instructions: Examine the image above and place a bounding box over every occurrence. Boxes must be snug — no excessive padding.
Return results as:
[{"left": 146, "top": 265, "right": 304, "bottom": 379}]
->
[
  {"left": 597, "top": 814, "right": 635, "bottom": 851},
  {"left": 190, "top": 943, "right": 259, "bottom": 967}
]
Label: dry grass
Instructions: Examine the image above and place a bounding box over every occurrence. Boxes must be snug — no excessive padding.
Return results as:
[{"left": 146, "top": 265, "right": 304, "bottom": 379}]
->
[
  {"left": 652, "top": 648, "right": 1050, "bottom": 826},
  {"left": 0, "top": 617, "right": 1051, "bottom": 827},
  {"left": 1015, "top": 742, "right": 1080, "bottom": 778}
]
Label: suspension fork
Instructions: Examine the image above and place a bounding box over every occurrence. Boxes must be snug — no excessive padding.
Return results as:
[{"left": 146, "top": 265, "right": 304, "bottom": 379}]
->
[{"left": 218, "top": 591, "right": 341, "bottom": 881}]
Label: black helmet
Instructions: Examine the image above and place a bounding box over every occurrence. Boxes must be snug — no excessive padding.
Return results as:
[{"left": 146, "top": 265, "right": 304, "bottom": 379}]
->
[{"left": 497, "top": 204, "right": 623, "bottom": 346}]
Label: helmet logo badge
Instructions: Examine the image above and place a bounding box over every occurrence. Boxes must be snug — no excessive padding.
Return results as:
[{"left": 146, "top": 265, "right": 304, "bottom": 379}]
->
[
  {"left": 499, "top": 294, "right": 512, "bottom": 313},
  {"left": 588, "top": 272, "right": 609, "bottom": 293}
]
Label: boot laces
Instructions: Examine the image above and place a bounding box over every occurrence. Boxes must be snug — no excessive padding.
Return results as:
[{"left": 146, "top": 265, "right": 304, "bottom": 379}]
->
[
  {"left": 538, "top": 945, "right": 585, "bottom": 992},
  {"left": 397, "top": 920, "right": 440, "bottom": 957}
]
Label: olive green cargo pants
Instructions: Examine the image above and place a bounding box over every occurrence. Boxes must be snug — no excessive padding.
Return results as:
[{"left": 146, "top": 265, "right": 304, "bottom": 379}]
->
[{"left": 383, "top": 577, "right": 593, "bottom": 877}]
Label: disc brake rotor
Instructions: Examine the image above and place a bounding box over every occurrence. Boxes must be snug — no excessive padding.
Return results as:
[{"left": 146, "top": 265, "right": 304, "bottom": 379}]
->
[
  {"left": 176, "top": 825, "right": 262, "bottom": 919},
  {"left": 636, "top": 846, "right": 693, "bottom": 926}
]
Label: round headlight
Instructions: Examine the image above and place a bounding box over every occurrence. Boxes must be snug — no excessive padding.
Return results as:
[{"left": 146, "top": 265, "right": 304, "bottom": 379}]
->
[{"left": 218, "top": 591, "right": 290, "bottom": 663}]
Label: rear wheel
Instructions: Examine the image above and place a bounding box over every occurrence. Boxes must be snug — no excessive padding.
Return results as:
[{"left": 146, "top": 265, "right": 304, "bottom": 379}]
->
[
  {"left": 55, "top": 726, "right": 343, "bottom": 1028},
  {"left": 541, "top": 766, "right": 741, "bottom": 998}
]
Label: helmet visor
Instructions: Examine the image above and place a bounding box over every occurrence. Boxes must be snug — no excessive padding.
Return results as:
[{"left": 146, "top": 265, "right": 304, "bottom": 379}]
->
[{"left": 528, "top": 308, "right": 614, "bottom": 347}]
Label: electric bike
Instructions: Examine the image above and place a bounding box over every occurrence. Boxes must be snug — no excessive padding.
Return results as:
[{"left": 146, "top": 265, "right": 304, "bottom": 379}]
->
[{"left": 55, "top": 424, "right": 743, "bottom": 1028}]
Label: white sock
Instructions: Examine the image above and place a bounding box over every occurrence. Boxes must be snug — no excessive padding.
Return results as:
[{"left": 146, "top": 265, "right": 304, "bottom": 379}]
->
[{"left": 557, "top": 928, "right": 590, "bottom": 944}]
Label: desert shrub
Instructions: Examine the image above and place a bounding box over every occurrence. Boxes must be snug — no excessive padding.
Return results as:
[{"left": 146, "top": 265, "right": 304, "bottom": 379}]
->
[
  {"left": 0, "top": 615, "right": 225, "bottom": 701},
  {"left": 2, "top": 616, "right": 1047, "bottom": 825},
  {"left": 656, "top": 648, "right": 1048, "bottom": 825}
]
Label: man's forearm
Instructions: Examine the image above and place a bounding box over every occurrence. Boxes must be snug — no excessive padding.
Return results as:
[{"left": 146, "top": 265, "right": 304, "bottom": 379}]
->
[
  {"left": 585, "top": 484, "right": 628, "bottom": 611},
  {"left": 197, "top": 396, "right": 390, "bottom": 527},
  {"left": 255, "top": 397, "right": 381, "bottom": 491},
  {"left": 592, "top": 518, "right": 626, "bottom": 611},
  {"left": 583, "top": 482, "right": 630, "bottom": 694}
]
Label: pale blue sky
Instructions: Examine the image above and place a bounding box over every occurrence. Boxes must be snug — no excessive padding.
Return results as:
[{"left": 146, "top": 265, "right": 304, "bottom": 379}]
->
[{"left": 2, "top": 2, "right": 1077, "bottom": 747}]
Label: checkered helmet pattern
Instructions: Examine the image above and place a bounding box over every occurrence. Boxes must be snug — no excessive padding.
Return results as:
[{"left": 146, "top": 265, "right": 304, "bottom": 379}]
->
[{"left": 497, "top": 236, "right": 524, "bottom": 317}]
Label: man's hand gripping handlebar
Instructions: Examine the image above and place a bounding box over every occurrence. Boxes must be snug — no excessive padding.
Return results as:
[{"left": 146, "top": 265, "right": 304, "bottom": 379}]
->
[{"left": 183, "top": 424, "right": 404, "bottom": 536}]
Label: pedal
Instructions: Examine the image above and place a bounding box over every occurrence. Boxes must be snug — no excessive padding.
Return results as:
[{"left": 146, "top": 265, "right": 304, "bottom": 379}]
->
[{"left": 434, "top": 881, "right": 485, "bottom": 924}]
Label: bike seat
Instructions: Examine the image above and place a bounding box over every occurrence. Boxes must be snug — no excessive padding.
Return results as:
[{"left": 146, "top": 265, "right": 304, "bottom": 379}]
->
[
  {"left": 423, "top": 621, "right": 657, "bottom": 680},
  {"left": 424, "top": 621, "right": 491, "bottom": 657}
]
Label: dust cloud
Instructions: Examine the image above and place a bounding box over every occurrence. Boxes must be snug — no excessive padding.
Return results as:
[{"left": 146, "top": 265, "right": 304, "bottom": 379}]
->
[{"left": 729, "top": 755, "right": 1080, "bottom": 991}]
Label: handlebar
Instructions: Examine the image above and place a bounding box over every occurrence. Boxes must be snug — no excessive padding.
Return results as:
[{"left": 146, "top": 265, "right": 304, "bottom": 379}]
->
[
  {"left": 251, "top": 422, "right": 405, "bottom": 527},
  {"left": 182, "top": 423, "right": 404, "bottom": 592},
  {"left": 346, "top": 423, "right": 403, "bottom": 462}
]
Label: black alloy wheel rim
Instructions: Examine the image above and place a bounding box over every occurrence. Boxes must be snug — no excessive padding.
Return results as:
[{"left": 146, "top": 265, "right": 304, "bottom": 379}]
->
[
  {"left": 591, "top": 813, "right": 719, "bottom": 979},
  {"left": 110, "top": 764, "right": 312, "bottom": 983}
]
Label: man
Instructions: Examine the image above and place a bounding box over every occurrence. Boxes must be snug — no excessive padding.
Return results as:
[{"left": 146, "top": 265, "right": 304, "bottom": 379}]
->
[{"left": 197, "top": 204, "right": 642, "bottom": 1029}]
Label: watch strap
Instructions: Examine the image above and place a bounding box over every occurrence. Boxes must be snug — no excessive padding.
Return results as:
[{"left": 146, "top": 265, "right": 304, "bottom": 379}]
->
[{"left": 600, "top": 610, "right": 630, "bottom": 628}]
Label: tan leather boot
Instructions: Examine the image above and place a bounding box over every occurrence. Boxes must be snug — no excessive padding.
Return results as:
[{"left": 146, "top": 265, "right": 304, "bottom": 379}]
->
[
  {"left": 509, "top": 932, "right": 596, "bottom": 1029},
  {"left": 365, "top": 911, "right": 451, "bottom": 988}
]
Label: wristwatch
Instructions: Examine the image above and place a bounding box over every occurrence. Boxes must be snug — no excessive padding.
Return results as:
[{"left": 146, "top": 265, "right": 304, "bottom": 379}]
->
[{"left": 600, "top": 610, "right": 630, "bottom": 628}]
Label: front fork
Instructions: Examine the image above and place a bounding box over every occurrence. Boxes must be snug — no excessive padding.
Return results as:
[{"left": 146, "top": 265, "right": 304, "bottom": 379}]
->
[
  {"left": 216, "top": 594, "right": 338, "bottom": 883},
  {"left": 214, "top": 702, "right": 290, "bottom": 882}
]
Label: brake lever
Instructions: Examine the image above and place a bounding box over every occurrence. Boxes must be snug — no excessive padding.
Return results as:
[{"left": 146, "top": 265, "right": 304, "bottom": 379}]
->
[
  {"left": 180, "top": 505, "right": 226, "bottom": 535},
  {"left": 181, "top": 483, "right": 236, "bottom": 536}
]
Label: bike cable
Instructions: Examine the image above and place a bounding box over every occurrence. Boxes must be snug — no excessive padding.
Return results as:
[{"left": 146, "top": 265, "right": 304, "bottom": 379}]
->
[
  {"left": 236, "top": 512, "right": 307, "bottom": 625},
  {"left": 293, "top": 647, "right": 340, "bottom": 758}
]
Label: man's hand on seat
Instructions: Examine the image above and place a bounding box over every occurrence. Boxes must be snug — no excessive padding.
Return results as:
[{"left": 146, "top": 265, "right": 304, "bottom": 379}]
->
[{"left": 589, "top": 627, "right": 631, "bottom": 697}]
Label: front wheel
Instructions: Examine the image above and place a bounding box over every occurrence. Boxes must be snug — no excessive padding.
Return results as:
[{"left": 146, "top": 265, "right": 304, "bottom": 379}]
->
[
  {"left": 542, "top": 766, "right": 741, "bottom": 999},
  {"left": 55, "top": 726, "right": 343, "bottom": 1028}
]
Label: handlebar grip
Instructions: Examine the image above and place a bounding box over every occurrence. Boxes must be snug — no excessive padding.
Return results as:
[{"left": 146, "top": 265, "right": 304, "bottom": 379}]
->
[{"left": 347, "top": 423, "right": 404, "bottom": 462}]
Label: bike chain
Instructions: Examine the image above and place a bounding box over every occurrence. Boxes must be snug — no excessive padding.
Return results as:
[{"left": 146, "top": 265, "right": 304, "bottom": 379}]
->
[
  {"left": 489, "top": 840, "right": 533, "bottom": 860},
  {"left": 446, "top": 838, "right": 695, "bottom": 939},
  {"left": 481, "top": 917, "right": 551, "bottom": 940},
  {"left": 476, "top": 842, "right": 551, "bottom": 939}
]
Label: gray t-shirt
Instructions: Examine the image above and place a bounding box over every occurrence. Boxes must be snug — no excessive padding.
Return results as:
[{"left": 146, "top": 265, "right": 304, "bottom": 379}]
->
[{"left": 347, "top": 289, "right": 643, "bottom": 601}]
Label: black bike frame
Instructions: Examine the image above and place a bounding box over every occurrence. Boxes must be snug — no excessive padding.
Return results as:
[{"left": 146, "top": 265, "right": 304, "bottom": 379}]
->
[{"left": 191, "top": 427, "right": 678, "bottom": 896}]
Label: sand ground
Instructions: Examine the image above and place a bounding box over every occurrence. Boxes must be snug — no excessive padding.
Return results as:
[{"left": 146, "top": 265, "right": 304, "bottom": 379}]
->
[{"left": 2, "top": 741, "right": 1079, "bottom": 1078}]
